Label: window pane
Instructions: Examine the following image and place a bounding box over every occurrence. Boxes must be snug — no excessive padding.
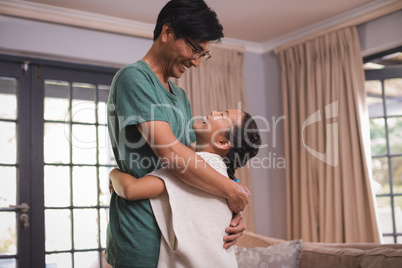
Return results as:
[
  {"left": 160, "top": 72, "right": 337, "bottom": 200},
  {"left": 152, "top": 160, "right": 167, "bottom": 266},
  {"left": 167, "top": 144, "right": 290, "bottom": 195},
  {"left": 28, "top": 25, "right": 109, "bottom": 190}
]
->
[
  {"left": 44, "top": 166, "right": 70, "bottom": 207},
  {"left": 72, "top": 83, "right": 95, "bottom": 123},
  {"left": 98, "top": 125, "right": 115, "bottom": 166},
  {"left": 0, "top": 77, "right": 17, "bottom": 120},
  {"left": 365, "top": 80, "right": 383, "bottom": 118},
  {"left": 370, "top": 118, "right": 387, "bottom": 155},
  {"left": 100, "top": 208, "right": 108, "bottom": 248},
  {"left": 45, "top": 209, "right": 72, "bottom": 251},
  {"left": 98, "top": 85, "right": 110, "bottom": 102},
  {"left": 383, "top": 236, "right": 394, "bottom": 244},
  {"left": 98, "top": 84, "right": 110, "bottom": 125},
  {"left": 372, "top": 157, "right": 390, "bottom": 194},
  {"left": 384, "top": 78, "right": 402, "bottom": 116},
  {"left": 98, "top": 102, "right": 107, "bottom": 125},
  {"left": 395, "top": 196, "right": 402, "bottom": 234},
  {"left": 73, "top": 209, "right": 98, "bottom": 249},
  {"left": 72, "top": 124, "right": 96, "bottom": 165},
  {"left": 44, "top": 80, "right": 70, "bottom": 122},
  {"left": 46, "top": 253, "right": 72, "bottom": 268},
  {"left": 0, "top": 122, "right": 17, "bottom": 164},
  {"left": 0, "top": 212, "right": 17, "bottom": 255},
  {"left": 391, "top": 156, "right": 402, "bottom": 194},
  {"left": 388, "top": 117, "right": 402, "bottom": 154},
  {"left": 44, "top": 123, "right": 70, "bottom": 164},
  {"left": 74, "top": 251, "right": 99, "bottom": 268},
  {"left": 72, "top": 166, "right": 97, "bottom": 206},
  {"left": 99, "top": 167, "right": 112, "bottom": 206},
  {"left": 377, "top": 196, "right": 393, "bottom": 234},
  {"left": 0, "top": 167, "right": 16, "bottom": 207},
  {"left": 0, "top": 258, "right": 16, "bottom": 268}
]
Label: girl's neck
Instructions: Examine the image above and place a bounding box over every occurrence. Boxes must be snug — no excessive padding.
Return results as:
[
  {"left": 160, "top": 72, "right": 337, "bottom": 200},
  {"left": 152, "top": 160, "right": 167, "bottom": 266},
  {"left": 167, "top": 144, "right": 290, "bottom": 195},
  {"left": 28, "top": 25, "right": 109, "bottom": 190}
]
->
[{"left": 195, "top": 144, "right": 226, "bottom": 158}]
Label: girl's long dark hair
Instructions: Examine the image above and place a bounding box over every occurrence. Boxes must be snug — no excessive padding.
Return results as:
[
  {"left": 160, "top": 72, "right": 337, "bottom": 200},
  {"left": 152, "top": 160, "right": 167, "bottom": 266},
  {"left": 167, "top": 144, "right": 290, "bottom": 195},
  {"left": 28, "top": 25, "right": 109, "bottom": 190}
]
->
[{"left": 223, "top": 111, "right": 261, "bottom": 181}]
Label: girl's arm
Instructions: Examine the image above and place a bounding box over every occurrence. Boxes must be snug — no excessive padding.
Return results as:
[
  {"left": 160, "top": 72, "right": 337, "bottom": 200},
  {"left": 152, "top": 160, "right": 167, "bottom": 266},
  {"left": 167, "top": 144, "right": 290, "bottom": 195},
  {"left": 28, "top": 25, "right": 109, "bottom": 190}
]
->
[{"left": 110, "top": 168, "right": 166, "bottom": 200}]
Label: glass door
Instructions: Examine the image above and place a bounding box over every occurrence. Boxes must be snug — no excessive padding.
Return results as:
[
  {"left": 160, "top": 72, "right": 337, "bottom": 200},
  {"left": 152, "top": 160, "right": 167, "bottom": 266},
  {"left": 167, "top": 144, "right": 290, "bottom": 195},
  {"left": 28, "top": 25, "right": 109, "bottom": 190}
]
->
[{"left": 0, "top": 55, "right": 117, "bottom": 267}]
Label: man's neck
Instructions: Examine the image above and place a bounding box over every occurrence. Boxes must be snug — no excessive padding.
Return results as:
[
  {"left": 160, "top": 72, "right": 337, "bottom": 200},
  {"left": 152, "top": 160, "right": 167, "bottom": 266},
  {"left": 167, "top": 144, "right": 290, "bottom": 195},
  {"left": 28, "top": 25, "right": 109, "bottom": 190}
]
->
[{"left": 142, "top": 45, "right": 170, "bottom": 91}]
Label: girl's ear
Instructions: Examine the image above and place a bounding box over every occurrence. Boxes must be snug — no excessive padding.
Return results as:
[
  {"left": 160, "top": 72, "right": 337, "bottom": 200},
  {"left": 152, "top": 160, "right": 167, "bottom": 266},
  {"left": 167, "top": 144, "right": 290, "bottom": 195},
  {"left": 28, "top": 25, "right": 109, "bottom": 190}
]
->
[{"left": 214, "top": 139, "right": 231, "bottom": 151}]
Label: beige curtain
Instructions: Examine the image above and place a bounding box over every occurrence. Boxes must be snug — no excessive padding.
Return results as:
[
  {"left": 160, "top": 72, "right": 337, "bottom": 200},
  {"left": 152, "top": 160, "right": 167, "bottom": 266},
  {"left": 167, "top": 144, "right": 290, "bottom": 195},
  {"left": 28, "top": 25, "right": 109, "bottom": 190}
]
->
[
  {"left": 172, "top": 46, "right": 255, "bottom": 231},
  {"left": 278, "top": 26, "right": 380, "bottom": 243}
]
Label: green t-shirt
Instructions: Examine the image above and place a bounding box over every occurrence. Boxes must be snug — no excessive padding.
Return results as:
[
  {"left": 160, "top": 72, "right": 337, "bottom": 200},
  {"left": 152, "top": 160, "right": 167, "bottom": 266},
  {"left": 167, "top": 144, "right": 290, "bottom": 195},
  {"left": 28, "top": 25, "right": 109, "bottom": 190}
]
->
[{"left": 106, "top": 60, "right": 195, "bottom": 268}]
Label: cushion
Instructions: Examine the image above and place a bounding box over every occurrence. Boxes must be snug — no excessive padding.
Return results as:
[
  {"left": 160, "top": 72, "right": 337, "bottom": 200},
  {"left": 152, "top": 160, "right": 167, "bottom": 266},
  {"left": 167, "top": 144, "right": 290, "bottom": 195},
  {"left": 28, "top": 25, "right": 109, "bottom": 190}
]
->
[{"left": 235, "top": 239, "right": 303, "bottom": 268}]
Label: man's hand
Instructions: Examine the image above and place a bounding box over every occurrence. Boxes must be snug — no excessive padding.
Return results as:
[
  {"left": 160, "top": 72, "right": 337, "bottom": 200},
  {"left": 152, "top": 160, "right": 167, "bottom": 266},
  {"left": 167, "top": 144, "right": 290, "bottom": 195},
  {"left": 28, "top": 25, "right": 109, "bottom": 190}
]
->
[
  {"left": 223, "top": 212, "right": 245, "bottom": 249},
  {"left": 226, "top": 183, "right": 250, "bottom": 213}
]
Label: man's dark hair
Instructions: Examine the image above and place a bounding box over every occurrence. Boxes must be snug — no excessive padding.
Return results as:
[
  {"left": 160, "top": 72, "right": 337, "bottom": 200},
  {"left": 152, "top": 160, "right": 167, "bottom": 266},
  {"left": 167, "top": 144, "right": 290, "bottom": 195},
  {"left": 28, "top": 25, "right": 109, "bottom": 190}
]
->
[{"left": 153, "top": 0, "right": 224, "bottom": 42}]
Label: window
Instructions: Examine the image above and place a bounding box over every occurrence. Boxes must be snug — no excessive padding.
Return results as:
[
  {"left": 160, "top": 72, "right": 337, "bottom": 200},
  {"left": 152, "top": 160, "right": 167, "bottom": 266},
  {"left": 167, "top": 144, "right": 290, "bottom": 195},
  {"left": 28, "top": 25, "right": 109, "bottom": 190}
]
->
[{"left": 364, "top": 47, "right": 402, "bottom": 243}]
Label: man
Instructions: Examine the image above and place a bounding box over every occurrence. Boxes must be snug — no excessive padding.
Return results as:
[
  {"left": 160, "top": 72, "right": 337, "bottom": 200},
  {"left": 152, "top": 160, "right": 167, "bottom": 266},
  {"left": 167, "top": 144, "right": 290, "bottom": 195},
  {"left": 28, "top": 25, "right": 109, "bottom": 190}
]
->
[{"left": 106, "top": 1, "right": 249, "bottom": 267}]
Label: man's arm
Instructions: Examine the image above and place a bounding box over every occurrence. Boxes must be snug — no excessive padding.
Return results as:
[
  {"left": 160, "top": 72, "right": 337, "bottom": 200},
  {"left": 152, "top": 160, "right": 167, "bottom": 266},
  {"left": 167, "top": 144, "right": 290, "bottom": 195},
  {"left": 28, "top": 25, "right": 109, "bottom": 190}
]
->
[
  {"left": 189, "top": 141, "right": 196, "bottom": 151},
  {"left": 137, "top": 121, "right": 250, "bottom": 213},
  {"left": 110, "top": 168, "right": 166, "bottom": 200}
]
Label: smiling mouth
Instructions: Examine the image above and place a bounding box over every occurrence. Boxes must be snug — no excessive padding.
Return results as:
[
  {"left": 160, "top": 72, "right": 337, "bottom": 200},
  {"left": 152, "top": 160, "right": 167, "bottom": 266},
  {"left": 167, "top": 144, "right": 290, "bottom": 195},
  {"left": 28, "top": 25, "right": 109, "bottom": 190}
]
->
[
  {"left": 182, "top": 62, "right": 190, "bottom": 71},
  {"left": 201, "top": 116, "right": 208, "bottom": 124}
]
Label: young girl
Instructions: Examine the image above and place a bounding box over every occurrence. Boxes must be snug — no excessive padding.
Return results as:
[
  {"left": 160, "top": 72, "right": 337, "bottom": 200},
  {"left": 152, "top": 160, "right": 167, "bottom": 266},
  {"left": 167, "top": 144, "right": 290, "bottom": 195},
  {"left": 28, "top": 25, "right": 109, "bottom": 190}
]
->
[{"left": 110, "top": 109, "right": 261, "bottom": 268}]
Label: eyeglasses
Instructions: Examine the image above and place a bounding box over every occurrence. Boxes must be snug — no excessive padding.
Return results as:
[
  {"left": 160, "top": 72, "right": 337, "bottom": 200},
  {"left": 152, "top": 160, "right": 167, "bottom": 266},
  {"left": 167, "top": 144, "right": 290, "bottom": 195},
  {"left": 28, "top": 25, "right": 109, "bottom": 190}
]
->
[{"left": 184, "top": 37, "right": 211, "bottom": 62}]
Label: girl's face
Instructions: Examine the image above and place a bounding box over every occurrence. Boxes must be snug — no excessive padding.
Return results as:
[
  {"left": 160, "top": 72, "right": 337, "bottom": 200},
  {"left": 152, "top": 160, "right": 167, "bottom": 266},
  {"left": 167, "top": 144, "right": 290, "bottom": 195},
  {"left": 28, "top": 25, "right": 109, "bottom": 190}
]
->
[{"left": 193, "top": 109, "right": 243, "bottom": 146}]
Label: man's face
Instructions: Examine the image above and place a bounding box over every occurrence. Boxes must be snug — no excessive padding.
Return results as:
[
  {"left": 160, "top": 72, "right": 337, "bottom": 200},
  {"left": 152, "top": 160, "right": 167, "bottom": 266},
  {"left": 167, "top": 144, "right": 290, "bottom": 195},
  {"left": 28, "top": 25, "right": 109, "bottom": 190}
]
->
[{"left": 165, "top": 36, "right": 210, "bottom": 79}]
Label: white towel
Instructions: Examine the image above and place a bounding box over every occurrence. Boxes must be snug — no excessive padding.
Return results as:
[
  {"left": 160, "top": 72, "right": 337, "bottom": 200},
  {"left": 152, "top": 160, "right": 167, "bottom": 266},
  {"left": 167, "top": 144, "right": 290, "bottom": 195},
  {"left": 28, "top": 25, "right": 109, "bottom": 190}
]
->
[{"left": 150, "top": 152, "right": 238, "bottom": 268}]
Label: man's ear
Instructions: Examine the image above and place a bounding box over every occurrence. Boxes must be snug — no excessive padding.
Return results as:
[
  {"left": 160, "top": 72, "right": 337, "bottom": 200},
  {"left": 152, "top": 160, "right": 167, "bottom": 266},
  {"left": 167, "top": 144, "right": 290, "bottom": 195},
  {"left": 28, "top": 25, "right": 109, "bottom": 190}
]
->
[
  {"left": 214, "top": 139, "right": 231, "bottom": 151},
  {"left": 161, "top": 23, "right": 174, "bottom": 43}
]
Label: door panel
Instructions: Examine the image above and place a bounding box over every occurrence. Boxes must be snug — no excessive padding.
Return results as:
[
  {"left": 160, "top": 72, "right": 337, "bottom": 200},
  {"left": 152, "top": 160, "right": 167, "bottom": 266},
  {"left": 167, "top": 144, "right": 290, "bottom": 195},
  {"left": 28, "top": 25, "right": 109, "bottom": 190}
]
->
[
  {"left": 39, "top": 66, "right": 116, "bottom": 268},
  {"left": 0, "top": 61, "right": 31, "bottom": 268}
]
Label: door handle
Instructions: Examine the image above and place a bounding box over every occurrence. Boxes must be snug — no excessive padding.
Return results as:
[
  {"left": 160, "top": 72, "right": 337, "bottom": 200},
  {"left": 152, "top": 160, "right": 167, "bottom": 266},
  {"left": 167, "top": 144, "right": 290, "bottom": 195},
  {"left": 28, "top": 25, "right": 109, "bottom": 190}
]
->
[
  {"left": 9, "top": 203, "right": 30, "bottom": 213},
  {"left": 20, "top": 213, "right": 30, "bottom": 230}
]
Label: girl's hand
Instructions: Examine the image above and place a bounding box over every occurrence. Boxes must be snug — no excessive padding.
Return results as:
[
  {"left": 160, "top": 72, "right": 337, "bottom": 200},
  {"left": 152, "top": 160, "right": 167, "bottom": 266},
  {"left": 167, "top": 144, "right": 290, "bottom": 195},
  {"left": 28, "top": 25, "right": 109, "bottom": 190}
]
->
[{"left": 223, "top": 212, "right": 245, "bottom": 249}]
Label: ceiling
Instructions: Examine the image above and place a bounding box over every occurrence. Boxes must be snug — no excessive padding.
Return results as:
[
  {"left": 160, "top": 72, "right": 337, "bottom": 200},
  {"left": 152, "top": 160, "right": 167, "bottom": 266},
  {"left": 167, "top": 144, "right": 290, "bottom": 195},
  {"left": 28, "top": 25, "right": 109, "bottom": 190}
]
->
[{"left": 21, "top": 0, "right": 381, "bottom": 44}]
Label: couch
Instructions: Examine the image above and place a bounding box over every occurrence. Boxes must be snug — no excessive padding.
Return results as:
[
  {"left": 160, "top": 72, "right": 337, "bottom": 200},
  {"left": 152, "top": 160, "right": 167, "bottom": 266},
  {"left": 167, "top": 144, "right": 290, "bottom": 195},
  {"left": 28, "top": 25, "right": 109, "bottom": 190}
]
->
[{"left": 236, "top": 231, "right": 402, "bottom": 268}]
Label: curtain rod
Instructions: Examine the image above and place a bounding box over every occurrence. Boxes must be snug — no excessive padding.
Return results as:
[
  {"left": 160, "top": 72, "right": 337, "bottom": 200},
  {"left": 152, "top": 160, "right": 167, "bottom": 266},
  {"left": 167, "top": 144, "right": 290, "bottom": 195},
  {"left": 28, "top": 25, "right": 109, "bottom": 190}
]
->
[{"left": 274, "top": 0, "right": 402, "bottom": 54}]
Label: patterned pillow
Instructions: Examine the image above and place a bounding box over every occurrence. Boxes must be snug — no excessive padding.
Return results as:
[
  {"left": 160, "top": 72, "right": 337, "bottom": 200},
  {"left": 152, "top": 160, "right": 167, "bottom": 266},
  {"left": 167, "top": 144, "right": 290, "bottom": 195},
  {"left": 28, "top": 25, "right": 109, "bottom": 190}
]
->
[{"left": 235, "top": 239, "right": 303, "bottom": 268}]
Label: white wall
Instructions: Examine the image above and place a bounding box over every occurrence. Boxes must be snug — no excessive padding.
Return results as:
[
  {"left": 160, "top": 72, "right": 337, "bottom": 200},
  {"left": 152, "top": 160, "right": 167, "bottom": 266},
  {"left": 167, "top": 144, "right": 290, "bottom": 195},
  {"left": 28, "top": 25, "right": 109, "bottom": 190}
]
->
[
  {"left": 244, "top": 51, "right": 287, "bottom": 239},
  {"left": 0, "top": 15, "right": 152, "bottom": 66}
]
